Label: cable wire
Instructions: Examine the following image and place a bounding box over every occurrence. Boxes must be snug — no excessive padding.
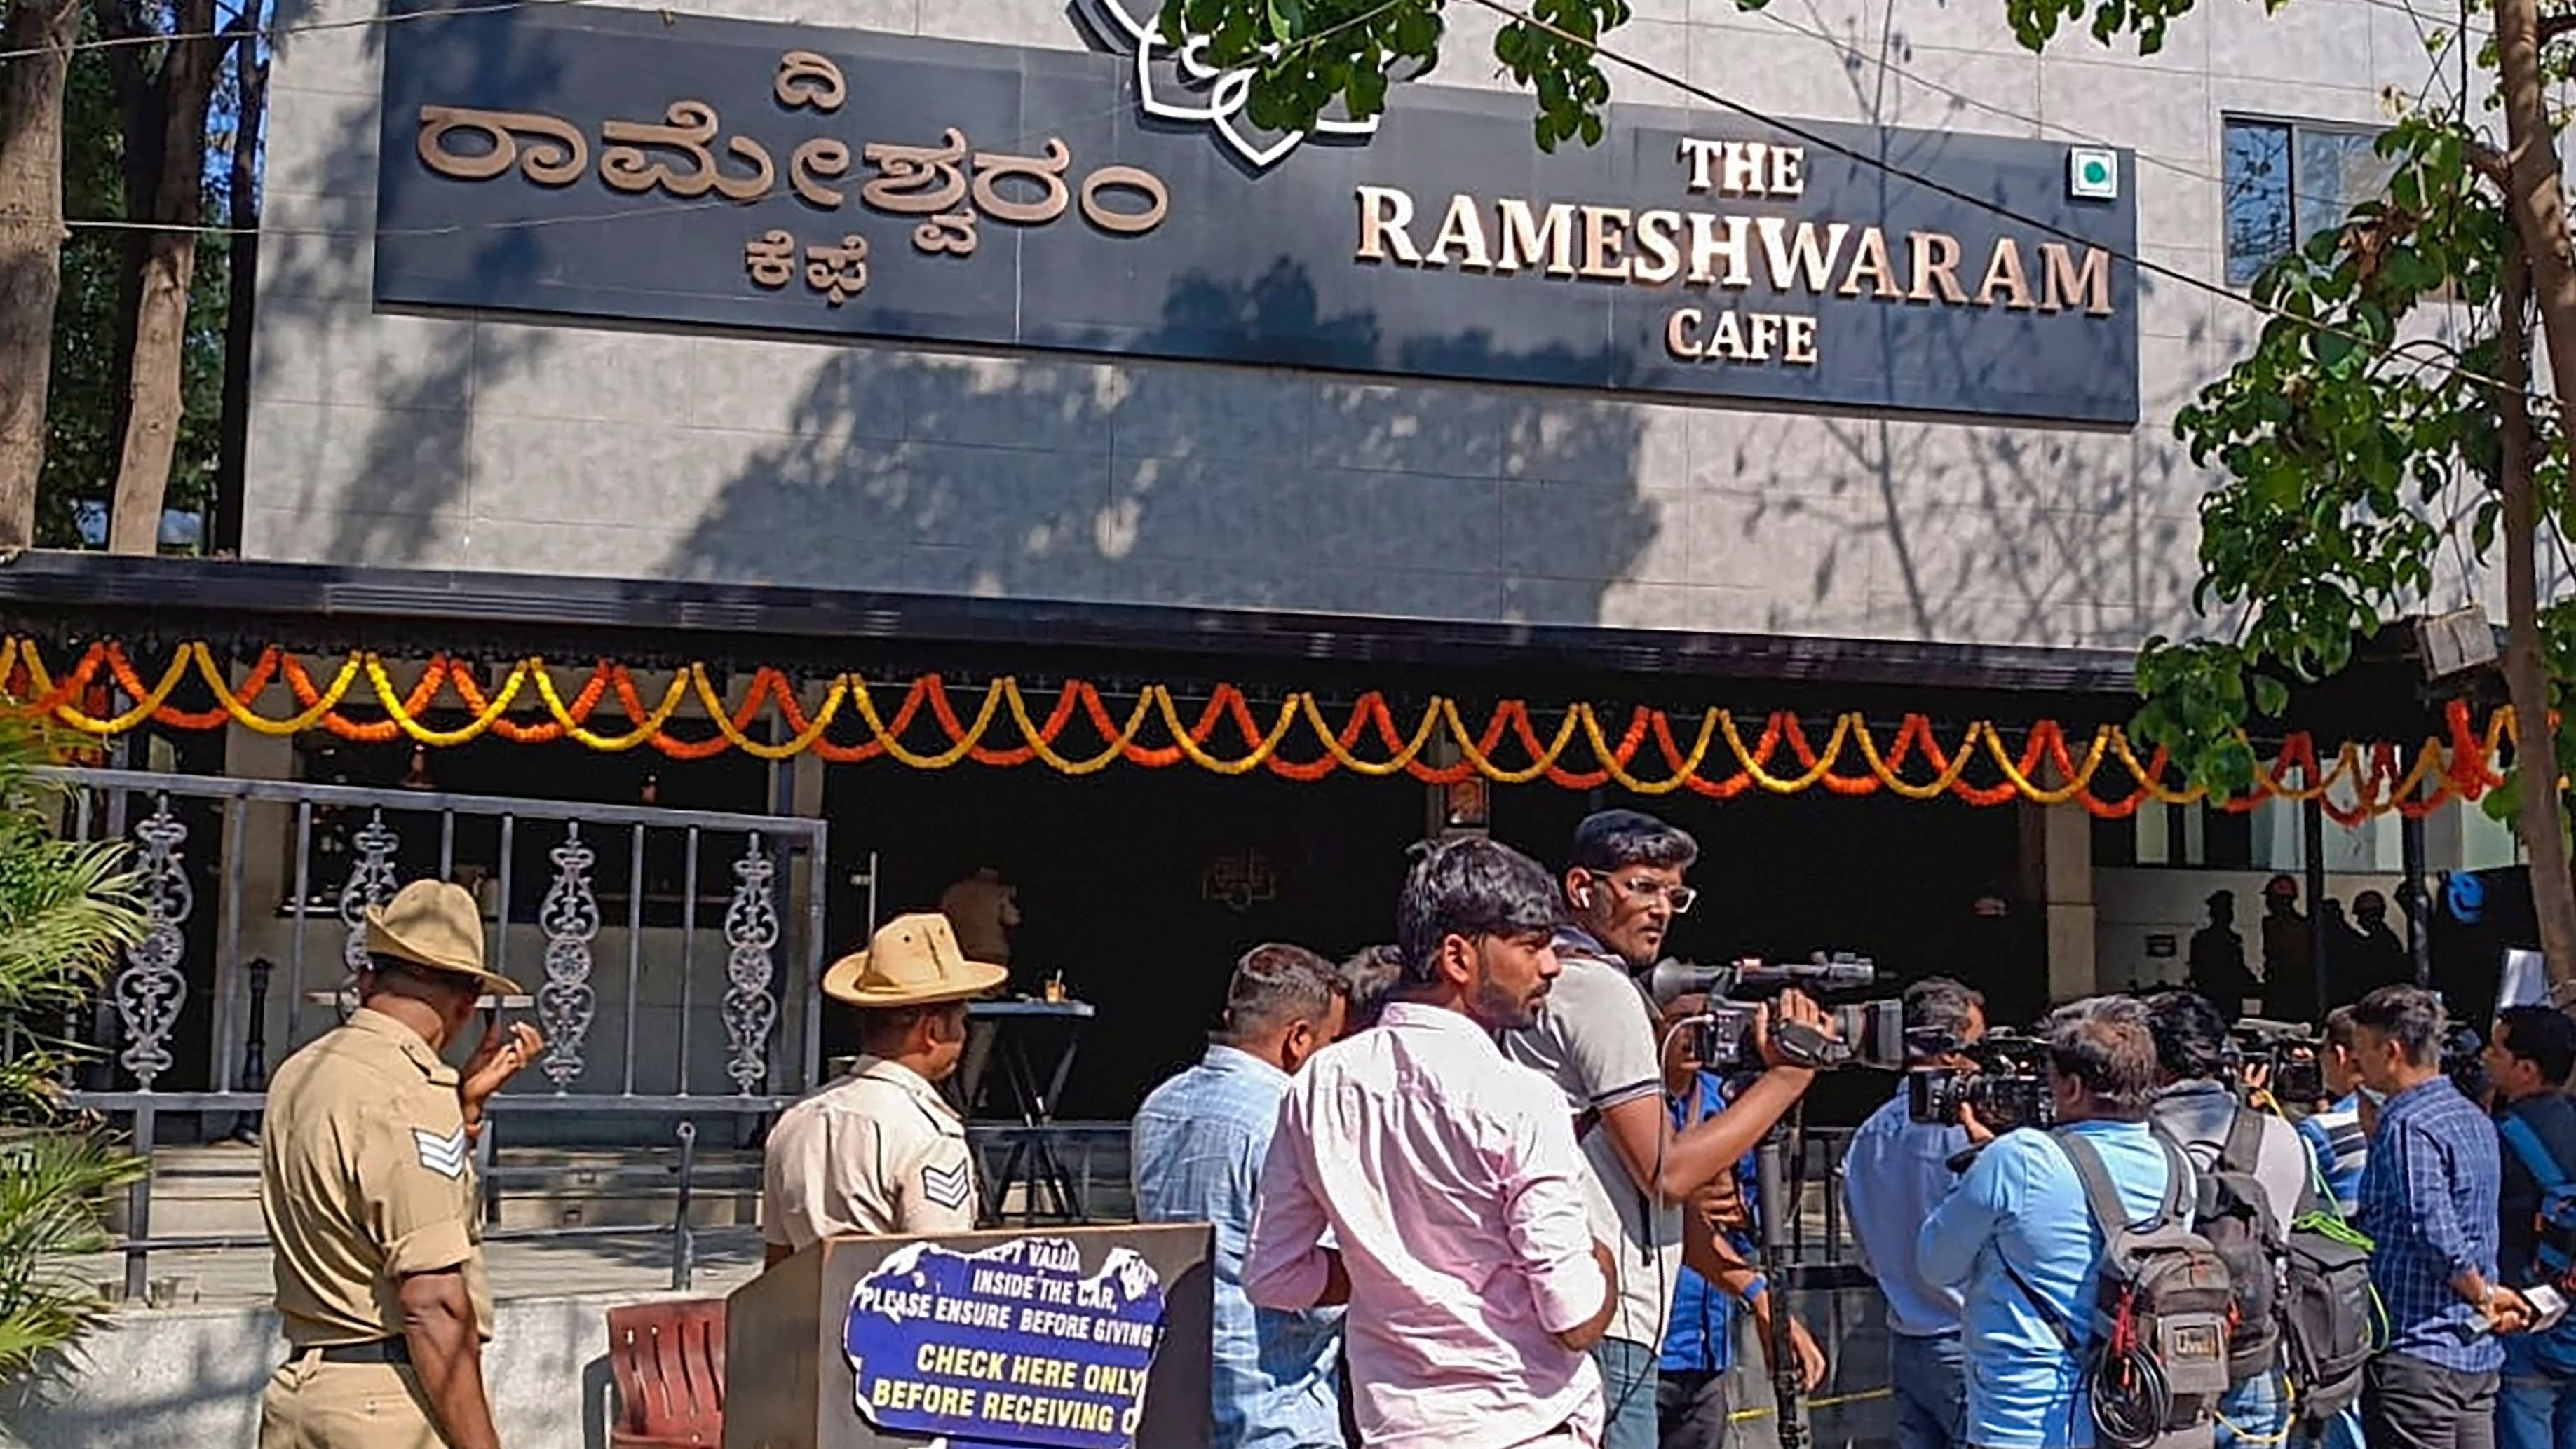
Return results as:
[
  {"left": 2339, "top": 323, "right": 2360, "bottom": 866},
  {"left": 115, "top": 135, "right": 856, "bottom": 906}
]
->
[
  {"left": 0, "top": 0, "right": 600, "bottom": 62},
  {"left": 48, "top": 0, "right": 2547, "bottom": 405},
  {"left": 1460, "top": 0, "right": 2538, "bottom": 402}
]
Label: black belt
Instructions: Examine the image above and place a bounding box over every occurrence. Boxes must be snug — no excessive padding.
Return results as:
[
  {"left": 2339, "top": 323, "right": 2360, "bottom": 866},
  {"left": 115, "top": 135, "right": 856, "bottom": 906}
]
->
[{"left": 315, "top": 1338, "right": 410, "bottom": 1365}]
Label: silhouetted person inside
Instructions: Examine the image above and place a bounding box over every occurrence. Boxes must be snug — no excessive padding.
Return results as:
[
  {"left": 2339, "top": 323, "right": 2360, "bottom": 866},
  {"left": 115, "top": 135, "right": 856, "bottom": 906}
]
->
[
  {"left": 2344, "top": 891, "right": 2414, "bottom": 1003},
  {"left": 2262, "top": 873, "right": 2313, "bottom": 1023},
  {"left": 1952, "top": 890, "right": 2043, "bottom": 1028},
  {"left": 2189, "top": 890, "right": 2255, "bottom": 1021}
]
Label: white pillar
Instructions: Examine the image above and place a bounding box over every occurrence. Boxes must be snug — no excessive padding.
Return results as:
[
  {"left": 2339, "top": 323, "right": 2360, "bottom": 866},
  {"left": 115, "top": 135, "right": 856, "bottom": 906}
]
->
[{"left": 2024, "top": 799, "right": 2099, "bottom": 1004}]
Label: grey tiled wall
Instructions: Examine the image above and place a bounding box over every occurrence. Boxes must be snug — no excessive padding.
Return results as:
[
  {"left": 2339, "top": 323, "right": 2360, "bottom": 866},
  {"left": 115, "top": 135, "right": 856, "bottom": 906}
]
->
[{"left": 245, "top": 0, "right": 2453, "bottom": 651}]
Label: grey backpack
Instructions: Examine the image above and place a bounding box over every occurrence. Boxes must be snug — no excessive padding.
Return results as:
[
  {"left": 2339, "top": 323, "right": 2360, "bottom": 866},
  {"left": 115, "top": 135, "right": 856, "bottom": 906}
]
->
[{"left": 2008, "top": 1130, "right": 2231, "bottom": 1449}]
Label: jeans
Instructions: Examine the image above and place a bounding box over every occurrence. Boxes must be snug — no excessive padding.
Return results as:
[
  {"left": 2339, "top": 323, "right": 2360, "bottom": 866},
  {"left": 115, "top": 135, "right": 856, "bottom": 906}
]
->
[
  {"left": 1594, "top": 1338, "right": 1659, "bottom": 1449},
  {"left": 2305, "top": 1405, "right": 2364, "bottom": 1449},
  {"left": 1655, "top": 1369, "right": 1732, "bottom": 1449},
  {"left": 2500, "top": 1373, "right": 2576, "bottom": 1449},
  {"left": 2366, "top": 1351, "right": 2500, "bottom": 1449},
  {"left": 1890, "top": 1332, "right": 1966, "bottom": 1449},
  {"left": 2218, "top": 1371, "right": 2286, "bottom": 1449}
]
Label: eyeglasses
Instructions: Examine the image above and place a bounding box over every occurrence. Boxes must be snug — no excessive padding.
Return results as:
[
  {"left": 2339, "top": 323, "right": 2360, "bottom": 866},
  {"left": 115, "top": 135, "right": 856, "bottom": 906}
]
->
[{"left": 1601, "top": 875, "right": 1697, "bottom": 915}]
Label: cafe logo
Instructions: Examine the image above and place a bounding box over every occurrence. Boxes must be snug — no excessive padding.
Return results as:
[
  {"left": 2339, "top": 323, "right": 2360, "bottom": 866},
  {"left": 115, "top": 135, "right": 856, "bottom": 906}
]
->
[{"left": 1074, "top": 0, "right": 1382, "bottom": 170}]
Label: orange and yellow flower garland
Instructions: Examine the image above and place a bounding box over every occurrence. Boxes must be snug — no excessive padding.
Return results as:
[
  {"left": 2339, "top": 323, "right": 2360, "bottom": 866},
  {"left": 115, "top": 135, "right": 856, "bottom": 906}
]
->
[{"left": 0, "top": 635, "right": 2514, "bottom": 824}]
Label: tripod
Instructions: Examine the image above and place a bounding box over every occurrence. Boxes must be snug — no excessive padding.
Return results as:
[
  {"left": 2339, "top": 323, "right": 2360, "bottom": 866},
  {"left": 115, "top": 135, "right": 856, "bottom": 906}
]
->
[{"left": 1754, "top": 1115, "right": 1812, "bottom": 1449}]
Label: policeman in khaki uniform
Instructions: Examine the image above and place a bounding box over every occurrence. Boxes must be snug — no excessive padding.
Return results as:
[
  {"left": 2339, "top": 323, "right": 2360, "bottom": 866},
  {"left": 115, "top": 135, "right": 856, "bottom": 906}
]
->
[
  {"left": 761, "top": 912, "right": 1007, "bottom": 1263},
  {"left": 259, "top": 880, "right": 543, "bottom": 1449}
]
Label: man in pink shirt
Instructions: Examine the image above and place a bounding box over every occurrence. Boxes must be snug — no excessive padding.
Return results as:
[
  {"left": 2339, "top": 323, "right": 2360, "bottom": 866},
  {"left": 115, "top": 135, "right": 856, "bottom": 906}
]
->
[{"left": 1245, "top": 836, "right": 1620, "bottom": 1449}]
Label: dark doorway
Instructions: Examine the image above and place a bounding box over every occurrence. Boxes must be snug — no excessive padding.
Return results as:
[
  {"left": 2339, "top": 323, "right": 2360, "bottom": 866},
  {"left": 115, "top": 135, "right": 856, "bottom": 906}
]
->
[
  {"left": 821, "top": 763, "right": 1425, "bottom": 1117},
  {"left": 821, "top": 762, "right": 2024, "bottom": 1122}
]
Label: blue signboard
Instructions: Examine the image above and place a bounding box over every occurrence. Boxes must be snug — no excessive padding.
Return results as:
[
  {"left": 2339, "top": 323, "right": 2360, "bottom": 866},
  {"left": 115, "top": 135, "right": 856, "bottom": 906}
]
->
[
  {"left": 842, "top": 1236, "right": 1167, "bottom": 1449},
  {"left": 372, "top": 0, "right": 2140, "bottom": 425}
]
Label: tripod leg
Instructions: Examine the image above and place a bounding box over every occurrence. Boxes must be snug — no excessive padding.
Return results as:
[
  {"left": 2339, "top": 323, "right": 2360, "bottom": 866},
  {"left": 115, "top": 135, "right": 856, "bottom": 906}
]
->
[{"left": 1758, "top": 1135, "right": 1812, "bottom": 1449}]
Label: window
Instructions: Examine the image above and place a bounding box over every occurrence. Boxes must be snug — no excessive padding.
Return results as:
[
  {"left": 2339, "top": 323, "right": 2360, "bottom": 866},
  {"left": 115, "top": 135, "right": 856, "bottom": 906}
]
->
[{"left": 2223, "top": 118, "right": 2392, "bottom": 286}]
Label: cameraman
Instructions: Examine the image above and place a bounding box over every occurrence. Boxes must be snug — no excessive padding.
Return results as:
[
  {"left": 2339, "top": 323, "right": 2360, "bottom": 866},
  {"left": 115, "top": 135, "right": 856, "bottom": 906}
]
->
[
  {"left": 1918, "top": 996, "right": 2184, "bottom": 1449},
  {"left": 1503, "top": 810, "right": 1829, "bottom": 1449},
  {"left": 2483, "top": 1005, "right": 2576, "bottom": 1449},
  {"left": 1841, "top": 978, "right": 1982, "bottom": 1449},
  {"left": 2143, "top": 992, "right": 2314, "bottom": 1449},
  {"left": 2293, "top": 1006, "right": 2369, "bottom": 1218}
]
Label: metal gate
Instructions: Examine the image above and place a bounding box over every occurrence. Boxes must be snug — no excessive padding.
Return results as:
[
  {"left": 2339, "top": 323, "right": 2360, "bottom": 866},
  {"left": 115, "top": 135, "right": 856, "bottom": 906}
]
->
[{"left": 41, "top": 765, "right": 829, "bottom": 1298}]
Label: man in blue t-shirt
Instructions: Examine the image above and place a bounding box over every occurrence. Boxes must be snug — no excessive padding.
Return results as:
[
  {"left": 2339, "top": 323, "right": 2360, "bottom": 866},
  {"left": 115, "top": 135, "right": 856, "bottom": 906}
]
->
[
  {"left": 2483, "top": 1005, "right": 2576, "bottom": 1449},
  {"left": 2294, "top": 1006, "right": 2370, "bottom": 1218},
  {"left": 1920, "top": 995, "right": 2188, "bottom": 1449},
  {"left": 1845, "top": 979, "right": 1980, "bottom": 1449},
  {"left": 1653, "top": 993, "right": 1822, "bottom": 1449}
]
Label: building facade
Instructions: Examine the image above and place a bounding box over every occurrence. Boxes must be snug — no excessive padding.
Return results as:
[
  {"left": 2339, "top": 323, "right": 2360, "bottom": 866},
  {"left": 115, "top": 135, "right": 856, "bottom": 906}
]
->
[{"left": 3, "top": 0, "right": 2510, "bottom": 1125}]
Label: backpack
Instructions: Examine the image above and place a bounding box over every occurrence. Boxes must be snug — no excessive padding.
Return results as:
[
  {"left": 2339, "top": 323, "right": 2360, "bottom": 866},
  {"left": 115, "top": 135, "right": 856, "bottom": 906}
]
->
[
  {"left": 2009, "top": 1129, "right": 2231, "bottom": 1449},
  {"left": 2496, "top": 1111, "right": 2576, "bottom": 1377},
  {"left": 2191, "top": 1106, "right": 2377, "bottom": 1423},
  {"left": 2188, "top": 1108, "right": 2284, "bottom": 1384},
  {"left": 2278, "top": 1201, "right": 2376, "bottom": 1422}
]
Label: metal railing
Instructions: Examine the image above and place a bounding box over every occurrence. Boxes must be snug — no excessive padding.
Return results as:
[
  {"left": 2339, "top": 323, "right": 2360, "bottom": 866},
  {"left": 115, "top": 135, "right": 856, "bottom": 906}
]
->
[{"left": 41, "top": 766, "right": 832, "bottom": 1298}]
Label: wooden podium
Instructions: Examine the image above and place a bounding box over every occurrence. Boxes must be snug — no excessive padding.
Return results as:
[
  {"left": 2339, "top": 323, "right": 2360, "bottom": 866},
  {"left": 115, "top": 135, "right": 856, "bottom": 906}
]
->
[{"left": 724, "top": 1224, "right": 1212, "bottom": 1449}]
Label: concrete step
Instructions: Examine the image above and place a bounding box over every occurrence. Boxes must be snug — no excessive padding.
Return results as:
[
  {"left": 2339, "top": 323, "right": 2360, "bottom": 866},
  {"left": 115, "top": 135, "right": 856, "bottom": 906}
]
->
[
  {"left": 119, "top": 1136, "right": 1144, "bottom": 1236},
  {"left": 115, "top": 1143, "right": 772, "bottom": 1237}
]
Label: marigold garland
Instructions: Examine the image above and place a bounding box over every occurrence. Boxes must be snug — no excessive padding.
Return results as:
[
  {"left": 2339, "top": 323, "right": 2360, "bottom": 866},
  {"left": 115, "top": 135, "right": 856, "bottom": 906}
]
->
[{"left": 0, "top": 636, "right": 2523, "bottom": 822}]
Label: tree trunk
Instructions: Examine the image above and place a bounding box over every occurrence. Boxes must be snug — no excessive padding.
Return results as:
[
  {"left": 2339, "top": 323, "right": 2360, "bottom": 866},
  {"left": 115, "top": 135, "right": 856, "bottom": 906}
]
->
[
  {"left": 211, "top": 14, "right": 264, "bottom": 557},
  {"left": 104, "top": 0, "right": 225, "bottom": 556},
  {"left": 2493, "top": 238, "right": 2576, "bottom": 991},
  {"left": 100, "top": 0, "right": 161, "bottom": 485},
  {"left": 0, "top": 0, "right": 81, "bottom": 550}
]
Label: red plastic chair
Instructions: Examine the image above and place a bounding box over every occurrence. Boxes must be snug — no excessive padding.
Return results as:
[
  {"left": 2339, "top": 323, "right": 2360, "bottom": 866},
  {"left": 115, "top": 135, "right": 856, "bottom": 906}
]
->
[{"left": 606, "top": 1298, "right": 727, "bottom": 1447}]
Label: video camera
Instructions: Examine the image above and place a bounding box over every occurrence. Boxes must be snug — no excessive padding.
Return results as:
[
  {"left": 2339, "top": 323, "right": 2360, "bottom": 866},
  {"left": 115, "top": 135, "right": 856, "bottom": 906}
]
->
[
  {"left": 1644, "top": 952, "right": 1904, "bottom": 1072},
  {"left": 1906, "top": 1029, "right": 2054, "bottom": 1133},
  {"left": 2230, "top": 1018, "right": 2326, "bottom": 1104},
  {"left": 2443, "top": 1020, "right": 2490, "bottom": 1103}
]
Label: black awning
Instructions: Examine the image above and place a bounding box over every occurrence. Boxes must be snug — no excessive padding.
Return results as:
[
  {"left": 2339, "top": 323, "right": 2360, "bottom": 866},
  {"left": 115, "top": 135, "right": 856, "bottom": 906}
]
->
[{"left": 0, "top": 549, "right": 2138, "bottom": 719}]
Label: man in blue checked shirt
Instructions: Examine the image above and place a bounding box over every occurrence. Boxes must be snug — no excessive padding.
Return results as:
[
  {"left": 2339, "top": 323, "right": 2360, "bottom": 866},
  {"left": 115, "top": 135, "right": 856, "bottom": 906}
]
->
[
  {"left": 2351, "top": 984, "right": 2527, "bottom": 1449},
  {"left": 1654, "top": 993, "right": 1823, "bottom": 1449},
  {"left": 1132, "top": 944, "right": 1353, "bottom": 1449}
]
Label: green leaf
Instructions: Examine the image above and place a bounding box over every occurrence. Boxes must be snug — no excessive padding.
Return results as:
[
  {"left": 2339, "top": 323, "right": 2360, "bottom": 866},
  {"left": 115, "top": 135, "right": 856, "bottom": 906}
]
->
[{"left": 2251, "top": 674, "right": 2290, "bottom": 716}]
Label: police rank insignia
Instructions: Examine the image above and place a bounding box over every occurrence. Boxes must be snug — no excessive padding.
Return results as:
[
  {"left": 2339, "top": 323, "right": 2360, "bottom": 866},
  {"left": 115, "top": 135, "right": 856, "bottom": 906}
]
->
[
  {"left": 921, "top": 1158, "right": 972, "bottom": 1210},
  {"left": 413, "top": 1126, "right": 470, "bottom": 1179}
]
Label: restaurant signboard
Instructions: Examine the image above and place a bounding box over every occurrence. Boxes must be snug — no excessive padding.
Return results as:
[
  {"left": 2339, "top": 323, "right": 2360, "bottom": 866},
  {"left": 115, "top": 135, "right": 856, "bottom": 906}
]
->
[{"left": 375, "top": 0, "right": 2140, "bottom": 424}]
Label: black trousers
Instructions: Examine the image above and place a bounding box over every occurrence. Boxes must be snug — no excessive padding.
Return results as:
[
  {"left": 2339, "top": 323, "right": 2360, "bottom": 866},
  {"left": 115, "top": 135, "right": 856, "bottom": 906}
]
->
[
  {"left": 2366, "top": 1351, "right": 2500, "bottom": 1449},
  {"left": 1658, "top": 1369, "right": 1733, "bottom": 1449}
]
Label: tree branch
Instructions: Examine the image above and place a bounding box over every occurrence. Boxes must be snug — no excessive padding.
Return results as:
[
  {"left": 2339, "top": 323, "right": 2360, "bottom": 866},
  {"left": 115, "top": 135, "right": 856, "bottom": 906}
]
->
[{"left": 2539, "top": 9, "right": 2576, "bottom": 43}]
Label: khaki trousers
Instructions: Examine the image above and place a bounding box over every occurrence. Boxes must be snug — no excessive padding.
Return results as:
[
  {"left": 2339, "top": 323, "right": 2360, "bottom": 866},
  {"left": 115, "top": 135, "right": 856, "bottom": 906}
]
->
[{"left": 258, "top": 1349, "right": 447, "bottom": 1449}]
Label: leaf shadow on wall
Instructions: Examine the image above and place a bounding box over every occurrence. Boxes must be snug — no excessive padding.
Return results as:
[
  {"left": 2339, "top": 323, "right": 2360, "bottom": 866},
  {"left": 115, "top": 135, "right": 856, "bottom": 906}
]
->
[
  {"left": 657, "top": 258, "right": 1662, "bottom": 632},
  {"left": 1672, "top": 0, "right": 2208, "bottom": 651},
  {"left": 246, "top": 0, "right": 562, "bottom": 568}
]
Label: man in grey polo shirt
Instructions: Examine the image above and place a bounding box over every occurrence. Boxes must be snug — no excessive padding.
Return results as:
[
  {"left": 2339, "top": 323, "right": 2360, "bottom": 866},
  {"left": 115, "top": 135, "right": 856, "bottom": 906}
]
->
[{"left": 1505, "top": 810, "right": 1827, "bottom": 1449}]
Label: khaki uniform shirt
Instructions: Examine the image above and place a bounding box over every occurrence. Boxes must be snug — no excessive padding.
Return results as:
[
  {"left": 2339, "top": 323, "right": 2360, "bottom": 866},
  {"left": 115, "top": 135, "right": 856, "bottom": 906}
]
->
[
  {"left": 762, "top": 1056, "right": 978, "bottom": 1249},
  {"left": 260, "top": 1008, "right": 493, "bottom": 1348}
]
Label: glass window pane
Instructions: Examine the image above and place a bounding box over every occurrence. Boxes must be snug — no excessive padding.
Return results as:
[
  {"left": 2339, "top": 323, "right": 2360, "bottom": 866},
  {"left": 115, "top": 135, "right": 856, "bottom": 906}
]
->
[
  {"left": 2225, "top": 119, "right": 2295, "bottom": 285},
  {"left": 2136, "top": 797, "right": 2172, "bottom": 864},
  {"left": 2250, "top": 798, "right": 2306, "bottom": 871},
  {"left": 2295, "top": 129, "right": 2392, "bottom": 245}
]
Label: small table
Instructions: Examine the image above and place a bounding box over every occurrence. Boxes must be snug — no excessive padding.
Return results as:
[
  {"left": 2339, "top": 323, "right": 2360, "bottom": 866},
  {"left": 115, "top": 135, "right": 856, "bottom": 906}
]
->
[{"left": 968, "top": 998, "right": 1095, "bottom": 1222}]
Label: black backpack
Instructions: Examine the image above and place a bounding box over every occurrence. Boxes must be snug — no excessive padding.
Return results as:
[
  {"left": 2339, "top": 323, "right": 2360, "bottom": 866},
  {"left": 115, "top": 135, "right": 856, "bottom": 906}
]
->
[
  {"left": 2188, "top": 1108, "right": 2286, "bottom": 1384},
  {"left": 2278, "top": 1204, "right": 2375, "bottom": 1422},
  {"left": 2011, "top": 1129, "right": 2231, "bottom": 1449},
  {"left": 2188, "top": 1106, "right": 2377, "bottom": 1423}
]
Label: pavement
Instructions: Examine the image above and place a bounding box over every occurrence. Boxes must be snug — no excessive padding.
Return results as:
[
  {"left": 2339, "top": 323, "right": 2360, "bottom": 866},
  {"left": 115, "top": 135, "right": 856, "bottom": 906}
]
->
[{"left": 74, "top": 1227, "right": 771, "bottom": 1311}]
